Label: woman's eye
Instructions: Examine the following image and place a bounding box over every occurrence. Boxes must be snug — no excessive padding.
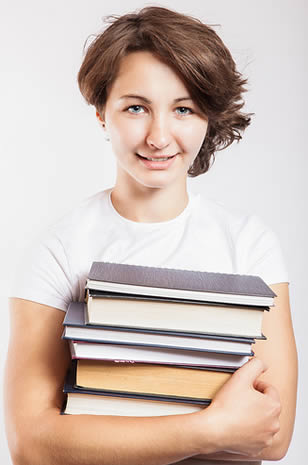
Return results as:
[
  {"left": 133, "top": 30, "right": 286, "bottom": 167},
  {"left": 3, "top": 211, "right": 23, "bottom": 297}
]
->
[
  {"left": 175, "top": 107, "right": 193, "bottom": 116},
  {"left": 126, "top": 105, "right": 145, "bottom": 114},
  {"left": 125, "top": 105, "right": 193, "bottom": 116}
]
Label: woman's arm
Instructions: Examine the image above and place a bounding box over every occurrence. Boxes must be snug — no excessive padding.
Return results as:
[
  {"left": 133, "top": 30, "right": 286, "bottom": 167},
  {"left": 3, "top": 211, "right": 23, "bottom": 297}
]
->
[
  {"left": 4, "top": 298, "right": 283, "bottom": 465},
  {"left": 193, "top": 282, "right": 298, "bottom": 462},
  {"left": 4, "top": 298, "right": 201, "bottom": 465},
  {"left": 251, "top": 282, "right": 297, "bottom": 458}
]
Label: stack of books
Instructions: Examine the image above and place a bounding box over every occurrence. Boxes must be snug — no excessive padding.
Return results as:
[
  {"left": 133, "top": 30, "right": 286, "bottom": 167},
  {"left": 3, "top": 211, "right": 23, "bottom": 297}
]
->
[{"left": 61, "top": 262, "right": 276, "bottom": 416}]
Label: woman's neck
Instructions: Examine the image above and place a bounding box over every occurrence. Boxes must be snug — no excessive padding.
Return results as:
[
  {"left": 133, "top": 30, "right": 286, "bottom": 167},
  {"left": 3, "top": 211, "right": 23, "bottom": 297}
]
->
[{"left": 110, "top": 182, "right": 189, "bottom": 223}]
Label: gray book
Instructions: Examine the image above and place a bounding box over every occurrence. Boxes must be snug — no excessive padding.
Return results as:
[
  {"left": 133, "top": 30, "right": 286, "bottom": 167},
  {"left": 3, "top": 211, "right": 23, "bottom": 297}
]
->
[
  {"left": 63, "top": 302, "right": 256, "bottom": 354},
  {"left": 87, "top": 261, "right": 276, "bottom": 307}
]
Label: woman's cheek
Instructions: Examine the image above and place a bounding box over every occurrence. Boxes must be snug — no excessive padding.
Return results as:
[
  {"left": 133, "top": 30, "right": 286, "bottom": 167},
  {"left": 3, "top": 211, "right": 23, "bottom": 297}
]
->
[{"left": 125, "top": 121, "right": 148, "bottom": 145}]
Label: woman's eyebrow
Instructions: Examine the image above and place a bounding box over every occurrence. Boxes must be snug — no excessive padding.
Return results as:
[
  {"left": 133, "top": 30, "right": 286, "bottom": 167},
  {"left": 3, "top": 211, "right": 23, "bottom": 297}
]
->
[{"left": 119, "top": 94, "right": 193, "bottom": 104}]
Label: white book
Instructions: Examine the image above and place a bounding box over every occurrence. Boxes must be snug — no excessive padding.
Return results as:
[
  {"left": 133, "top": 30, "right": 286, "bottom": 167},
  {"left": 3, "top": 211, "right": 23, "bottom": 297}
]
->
[
  {"left": 64, "top": 392, "right": 205, "bottom": 416},
  {"left": 69, "top": 340, "right": 250, "bottom": 369}
]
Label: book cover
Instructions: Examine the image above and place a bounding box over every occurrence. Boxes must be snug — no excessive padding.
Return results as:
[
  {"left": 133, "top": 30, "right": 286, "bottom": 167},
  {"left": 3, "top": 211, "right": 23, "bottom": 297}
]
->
[{"left": 87, "top": 261, "right": 276, "bottom": 306}]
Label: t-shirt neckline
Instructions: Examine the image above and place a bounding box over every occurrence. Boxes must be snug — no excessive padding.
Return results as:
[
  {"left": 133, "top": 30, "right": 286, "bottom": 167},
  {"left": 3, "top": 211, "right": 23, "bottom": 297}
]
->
[{"left": 107, "top": 188, "right": 197, "bottom": 229}]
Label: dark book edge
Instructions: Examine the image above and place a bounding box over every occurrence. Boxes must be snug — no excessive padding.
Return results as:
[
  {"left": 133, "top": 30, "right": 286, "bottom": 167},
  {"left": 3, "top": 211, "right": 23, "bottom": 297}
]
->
[
  {"left": 86, "top": 289, "right": 270, "bottom": 311},
  {"left": 88, "top": 262, "right": 277, "bottom": 298},
  {"left": 60, "top": 395, "right": 67, "bottom": 415}
]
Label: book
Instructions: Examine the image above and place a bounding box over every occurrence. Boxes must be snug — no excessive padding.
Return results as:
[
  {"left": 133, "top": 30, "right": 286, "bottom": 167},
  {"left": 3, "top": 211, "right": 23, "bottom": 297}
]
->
[
  {"left": 86, "top": 261, "right": 276, "bottom": 306},
  {"left": 68, "top": 339, "right": 250, "bottom": 369},
  {"left": 64, "top": 392, "right": 206, "bottom": 416},
  {"left": 63, "top": 362, "right": 208, "bottom": 416},
  {"left": 62, "top": 262, "right": 271, "bottom": 418},
  {"left": 75, "top": 359, "right": 232, "bottom": 401},
  {"left": 63, "top": 302, "right": 256, "bottom": 355},
  {"left": 85, "top": 293, "right": 267, "bottom": 338}
]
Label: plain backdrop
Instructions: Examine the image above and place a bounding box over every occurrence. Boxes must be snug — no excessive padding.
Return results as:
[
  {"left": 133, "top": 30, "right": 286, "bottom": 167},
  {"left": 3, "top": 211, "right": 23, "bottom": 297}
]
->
[{"left": 1, "top": 0, "right": 307, "bottom": 463}]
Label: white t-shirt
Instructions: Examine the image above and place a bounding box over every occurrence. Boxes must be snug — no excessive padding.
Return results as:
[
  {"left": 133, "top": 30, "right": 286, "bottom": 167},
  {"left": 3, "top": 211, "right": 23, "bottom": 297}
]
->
[{"left": 10, "top": 187, "right": 288, "bottom": 311}]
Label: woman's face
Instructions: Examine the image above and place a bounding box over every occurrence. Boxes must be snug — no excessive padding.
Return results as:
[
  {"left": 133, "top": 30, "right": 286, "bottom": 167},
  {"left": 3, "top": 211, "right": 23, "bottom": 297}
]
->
[{"left": 98, "top": 51, "right": 208, "bottom": 190}]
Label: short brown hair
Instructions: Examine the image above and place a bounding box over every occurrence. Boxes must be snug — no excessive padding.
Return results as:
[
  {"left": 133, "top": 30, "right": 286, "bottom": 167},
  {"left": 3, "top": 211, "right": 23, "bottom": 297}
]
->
[{"left": 78, "top": 6, "right": 252, "bottom": 177}]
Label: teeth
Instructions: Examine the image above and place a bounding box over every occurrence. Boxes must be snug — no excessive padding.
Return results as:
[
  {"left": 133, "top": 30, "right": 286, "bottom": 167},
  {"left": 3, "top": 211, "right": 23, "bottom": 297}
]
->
[{"left": 139, "top": 155, "right": 174, "bottom": 161}]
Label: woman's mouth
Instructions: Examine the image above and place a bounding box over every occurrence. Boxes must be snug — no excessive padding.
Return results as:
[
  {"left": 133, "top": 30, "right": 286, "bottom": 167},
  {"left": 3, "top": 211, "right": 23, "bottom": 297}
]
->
[
  {"left": 136, "top": 153, "right": 178, "bottom": 170},
  {"left": 137, "top": 154, "right": 176, "bottom": 161}
]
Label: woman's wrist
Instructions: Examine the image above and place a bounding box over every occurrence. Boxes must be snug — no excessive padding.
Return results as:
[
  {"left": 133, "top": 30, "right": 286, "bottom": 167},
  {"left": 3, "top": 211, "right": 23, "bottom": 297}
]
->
[{"left": 184, "top": 405, "right": 223, "bottom": 457}]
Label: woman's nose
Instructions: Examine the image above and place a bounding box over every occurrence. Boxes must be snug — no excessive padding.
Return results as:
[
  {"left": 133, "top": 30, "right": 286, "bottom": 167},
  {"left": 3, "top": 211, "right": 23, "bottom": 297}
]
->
[{"left": 146, "top": 117, "right": 172, "bottom": 150}]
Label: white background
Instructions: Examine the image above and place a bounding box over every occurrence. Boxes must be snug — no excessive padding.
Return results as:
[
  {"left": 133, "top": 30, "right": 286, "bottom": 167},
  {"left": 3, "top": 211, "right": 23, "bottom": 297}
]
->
[{"left": 1, "top": 0, "right": 307, "bottom": 463}]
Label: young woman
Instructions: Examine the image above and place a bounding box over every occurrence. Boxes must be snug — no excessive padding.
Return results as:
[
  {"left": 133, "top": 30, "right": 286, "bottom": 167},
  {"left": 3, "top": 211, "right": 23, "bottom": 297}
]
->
[{"left": 5, "top": 6, "right": 297, "bottom": 465}]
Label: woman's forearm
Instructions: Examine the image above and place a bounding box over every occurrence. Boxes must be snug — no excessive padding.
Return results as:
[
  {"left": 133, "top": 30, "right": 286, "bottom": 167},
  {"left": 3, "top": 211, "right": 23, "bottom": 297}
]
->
[
  {"left": 192, "top": 429, "right": 287, "bottom": 462},
  {"left": 10, "top": 360, "right": 283, "bottom": 465},
  {"left": 193, "top": 434, "right": 286, "bottom": 462},
  {"left": 15, "top": 408, "right": 212, "bottom": 465}
]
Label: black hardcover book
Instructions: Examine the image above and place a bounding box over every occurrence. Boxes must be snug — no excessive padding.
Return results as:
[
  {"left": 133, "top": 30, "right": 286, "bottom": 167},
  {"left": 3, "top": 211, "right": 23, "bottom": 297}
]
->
[{"left": 86, "top": 261, "right": 276, "bottom": 306}]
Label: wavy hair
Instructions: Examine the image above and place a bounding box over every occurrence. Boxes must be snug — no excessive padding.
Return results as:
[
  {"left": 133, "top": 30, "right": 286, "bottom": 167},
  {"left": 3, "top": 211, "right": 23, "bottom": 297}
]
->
[{"left": 78, "top": 6, "right": 252, "bottom": 176}]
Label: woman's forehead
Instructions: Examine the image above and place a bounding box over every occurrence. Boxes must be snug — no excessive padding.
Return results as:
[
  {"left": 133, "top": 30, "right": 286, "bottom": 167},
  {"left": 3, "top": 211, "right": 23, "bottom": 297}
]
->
[{"left": 109, "top": 51, "right": 191, "bottom": 99}]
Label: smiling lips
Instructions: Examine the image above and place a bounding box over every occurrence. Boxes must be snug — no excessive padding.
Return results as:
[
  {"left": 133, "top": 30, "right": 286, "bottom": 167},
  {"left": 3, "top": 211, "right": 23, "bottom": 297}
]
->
[
  {"left": 137, "top": 153, "right": 177, "bottom": 161},
  {"left": 136, "top": 153, "right": 178, "bottom": 170}
]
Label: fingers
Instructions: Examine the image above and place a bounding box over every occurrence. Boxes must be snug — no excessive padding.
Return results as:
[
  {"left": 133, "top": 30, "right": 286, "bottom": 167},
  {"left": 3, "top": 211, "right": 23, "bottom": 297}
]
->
[
  {"left": 253, "top": 378, "right": 268, "bottom": 393},
  {"left": 255, "top": 380, "right": 281, "bottom": 402},
  {"left": 232, "top": 357, "right": 268, "bottom": 386}
]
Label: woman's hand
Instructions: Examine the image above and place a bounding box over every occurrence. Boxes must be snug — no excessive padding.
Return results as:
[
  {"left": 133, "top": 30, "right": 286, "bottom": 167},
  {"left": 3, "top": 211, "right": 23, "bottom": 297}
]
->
[{"left": 191, "top": 357, "right": 281, "bottom": 458}]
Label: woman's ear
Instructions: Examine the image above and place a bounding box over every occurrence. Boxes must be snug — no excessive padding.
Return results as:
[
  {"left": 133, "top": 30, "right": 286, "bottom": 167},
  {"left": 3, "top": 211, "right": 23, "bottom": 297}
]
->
[
  {"left": 96, "top": 110, "right": 105, "bottom": 128},
  {"left": 96, "top": 110, "right": 110, "bottom": 141}
]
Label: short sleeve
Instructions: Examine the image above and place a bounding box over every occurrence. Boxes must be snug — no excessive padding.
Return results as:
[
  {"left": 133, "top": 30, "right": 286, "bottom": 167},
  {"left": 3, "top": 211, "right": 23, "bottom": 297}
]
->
[
  {"left": 9, "top": 231, "right": 75, "bottom": 311},
  {"left": 236, "top": 215, "right": 289, "bottom": 285}
]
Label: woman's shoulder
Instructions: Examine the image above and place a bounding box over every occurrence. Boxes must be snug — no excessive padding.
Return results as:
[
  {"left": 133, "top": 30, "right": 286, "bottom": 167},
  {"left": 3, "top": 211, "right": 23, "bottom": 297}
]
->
[
  {"left": 10, "top": 188, "right": 113, "bottom": 310},
  {"left": 195, "top": 194, "right": 288, "bottom": 283},
  {"left": 21, "top": 187, "right": 112, "bottom": 265},
  {"left": 195, "top": 193, "right": 261, "bottom": 236},
  {"left": 198, "top": 193, "right": 282, "bottom": 247},
  {"left": 47, "top": 188, "right": 112, "bottom": 235}
]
